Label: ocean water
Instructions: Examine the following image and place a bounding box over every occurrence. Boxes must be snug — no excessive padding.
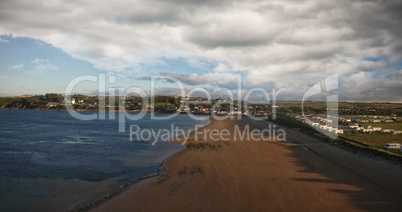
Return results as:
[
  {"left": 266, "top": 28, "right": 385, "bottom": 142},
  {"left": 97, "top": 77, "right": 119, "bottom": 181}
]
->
[{"left": 0, "top": 109, "right": 209, "bottom": 211}]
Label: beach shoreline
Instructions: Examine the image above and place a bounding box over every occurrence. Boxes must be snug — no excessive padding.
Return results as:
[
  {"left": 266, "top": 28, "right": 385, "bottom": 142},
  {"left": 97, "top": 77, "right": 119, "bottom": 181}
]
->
[
  {"left": 64, "top": 117, "right": 214, "bottom": 211},
  {"left": 91, "top": 117, "right": 402, "bottom": 212}
]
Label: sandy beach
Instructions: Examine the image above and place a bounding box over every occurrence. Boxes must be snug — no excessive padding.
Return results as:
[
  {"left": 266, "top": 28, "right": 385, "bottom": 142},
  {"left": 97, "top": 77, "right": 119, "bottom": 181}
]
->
[{"left": 92, "top": 117, "right": 402, "bottom": 212}]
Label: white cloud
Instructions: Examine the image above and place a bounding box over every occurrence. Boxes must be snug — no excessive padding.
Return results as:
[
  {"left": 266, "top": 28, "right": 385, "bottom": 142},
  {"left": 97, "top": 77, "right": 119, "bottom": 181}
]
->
[
  {"left": 9, "top": 63, "right": 23, "bottom": 70},
  {"left": 214, "top": 63, "right": 230, "bottom": 72},
  {"left": 25, "top": 58, "right": 59, "bottom": 75},
  {"left": 0, "top": 0, "right": 401, "bottom": 100}
]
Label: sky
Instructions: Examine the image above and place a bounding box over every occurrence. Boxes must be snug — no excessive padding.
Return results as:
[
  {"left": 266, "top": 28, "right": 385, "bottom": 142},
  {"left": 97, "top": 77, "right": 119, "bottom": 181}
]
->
[{"left": 0, "top": 0, "right": 401, "bottom": 102}]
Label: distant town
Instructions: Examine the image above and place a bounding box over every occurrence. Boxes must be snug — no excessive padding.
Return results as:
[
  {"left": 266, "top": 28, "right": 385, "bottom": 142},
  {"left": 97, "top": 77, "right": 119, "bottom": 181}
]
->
[
  {"left": 0, "top": 93, "right": 271, "bottom": 116},
  {"left": 1, "top": 93, "right": 401, "bottom": 154}
]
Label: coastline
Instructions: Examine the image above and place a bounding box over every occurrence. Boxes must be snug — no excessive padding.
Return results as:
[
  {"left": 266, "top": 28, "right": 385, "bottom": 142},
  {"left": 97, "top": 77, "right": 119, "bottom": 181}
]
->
[
  {"left": 0, "top": 109, "right": 210, "bottom": 211},
  {"left": 0, "top": 107, "right": 172, "bottom": 113},
  {"left": 0, "top": 107, "right": 208, "bottom": 115},
  {"left": 66, "top": 117, "right": 213, "bottom": 211},
  {"left": 91, "top": 117, "right": 402, "bottom": 212}
]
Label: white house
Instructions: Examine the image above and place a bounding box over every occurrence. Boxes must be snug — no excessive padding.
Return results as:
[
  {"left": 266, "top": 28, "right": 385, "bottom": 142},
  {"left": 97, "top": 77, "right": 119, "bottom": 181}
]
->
[
  {"left": 371, "top": 127, "right": 382, "bottom": 131},
  {"left": 360, "top": 128, "right": 372, "bottom": 133},
  {"left": 349, "top": 123, "right": 359, "bottom": 128},
  {"left": 319, "top": 125, "right": 328, "bottom": 130},
  {"left": 381, "top": 129, "right": 393, "bottom": 133},
  {"left": 384, "top": 143, "right": 401, "bottom": 149},
  {"left": 392, "top": 130, "right": 402, "bottom": 135}
]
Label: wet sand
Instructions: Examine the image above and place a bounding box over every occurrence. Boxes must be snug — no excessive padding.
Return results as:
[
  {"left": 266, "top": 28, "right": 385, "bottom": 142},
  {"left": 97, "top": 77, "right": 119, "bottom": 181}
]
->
[{"left": 92, "top": 117, "right": 402, "bottom": 212}]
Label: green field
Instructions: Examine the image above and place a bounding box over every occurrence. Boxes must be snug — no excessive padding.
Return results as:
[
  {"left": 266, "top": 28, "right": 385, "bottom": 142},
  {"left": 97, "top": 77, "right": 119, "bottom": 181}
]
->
[
  {"left": 276, "top": 101, "right": 402, "bottom": 116},
  {"left": 153, "top": 102, "right": 172, "bottom": 107},
  {"left": 274, "top": 114, "right": 402, "bottom": 156},
  {"left": 278, "top": 101, "right": 402, "bottom": 109},
  {"left": 0, "top": 97, "right": 22, "bottom": 108},
  {"left": 343, "top": 133, "right": 402, "bottom": 154}
]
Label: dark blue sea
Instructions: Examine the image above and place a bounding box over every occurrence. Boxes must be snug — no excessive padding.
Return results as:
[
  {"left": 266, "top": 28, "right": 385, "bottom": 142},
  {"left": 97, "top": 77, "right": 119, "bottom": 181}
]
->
[{"left": 0, "top": 109, "right": 209, "bottom": 211}]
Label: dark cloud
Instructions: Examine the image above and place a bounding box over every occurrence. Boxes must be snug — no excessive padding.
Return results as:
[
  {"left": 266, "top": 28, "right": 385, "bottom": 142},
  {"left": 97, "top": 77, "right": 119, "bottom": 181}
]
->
[
  {"left": 134, "top": 72, "right": 239, "bottom": 86},
  {"left": 0, "top": 0, "right": 401, "bottom": 100}
]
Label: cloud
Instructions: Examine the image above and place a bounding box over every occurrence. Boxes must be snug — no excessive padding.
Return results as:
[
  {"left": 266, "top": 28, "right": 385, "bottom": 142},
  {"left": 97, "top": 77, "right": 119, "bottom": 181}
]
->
[
  {"left": 163, "top": 72, "right": 240, "bottom": 86},
  {"left": 214, "top": 63, "right": 230, "bottom": 72},
  {"left": 340, "top": 69, "right": 402, "bottom": 102},
  {"left": 0, "top": 0, "right": 401, "bottom": 100},
  {"left": 136, "top": 72, "right": 239, "bottom": 86},
  {"left": 25, "top": 58, "right": 59, "bottom": 75},
  {"left": 150, "top": 87, "right": 247, "bottom": 100},
  {"left": 9, "top": 63, "right": 23, "bottom": 70}
]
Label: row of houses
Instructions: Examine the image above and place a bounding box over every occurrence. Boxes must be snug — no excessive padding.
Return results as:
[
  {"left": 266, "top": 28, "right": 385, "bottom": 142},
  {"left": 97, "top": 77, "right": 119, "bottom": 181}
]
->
[
  {"left": 292, "top": 115, "right": 344, "bottom": 134},
  {"left": 347, "top": 123, "right": 402, "bottom": 134},
  {"left": 340, "top": 115, "right": 398, "bottom": 123},
  {"left": 309, "top": 122, "right": 344, "bottom": 134}
]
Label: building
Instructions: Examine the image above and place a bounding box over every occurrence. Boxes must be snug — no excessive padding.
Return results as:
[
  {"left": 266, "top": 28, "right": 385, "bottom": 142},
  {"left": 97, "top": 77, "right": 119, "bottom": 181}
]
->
[
  {"left": 392, "top": 130, "right": 402, "bottom": 135},
  {"left": 381, "top": 129, "right": 393, "bottom": 133},
  {"left": 384, "top": 143, "right": 401, "bottom": 149},
  {"left": 349, "top": 123, "right": 359, "bottom": 128},
  {"left": 46, "top": 102, "right": 60, "bottom": 108},
  {"left": 371, "top": 127, "right": 382, "bottom": 132},
  {"left": 64, "top": 97, "right": 75, "bottom": 105},
  {"left": 360, "top": 128, "right": 372, "bottom": 133},
  {"left": 330, "top": 129, "right": 344, "bottom": 134}
]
